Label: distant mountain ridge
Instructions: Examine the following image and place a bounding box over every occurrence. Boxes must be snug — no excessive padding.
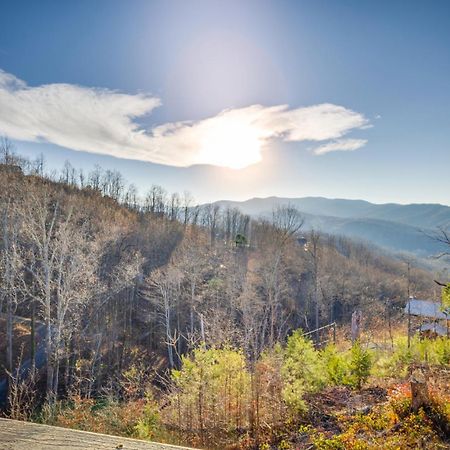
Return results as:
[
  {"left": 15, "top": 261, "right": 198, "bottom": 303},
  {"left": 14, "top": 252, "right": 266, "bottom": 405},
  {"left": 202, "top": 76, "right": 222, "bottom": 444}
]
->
[
  {"left": 215, "top": 196, "right": 450, "bottom": 229},
  {"left": 213, "top": 197, "right": 450, "bottom": 258}
]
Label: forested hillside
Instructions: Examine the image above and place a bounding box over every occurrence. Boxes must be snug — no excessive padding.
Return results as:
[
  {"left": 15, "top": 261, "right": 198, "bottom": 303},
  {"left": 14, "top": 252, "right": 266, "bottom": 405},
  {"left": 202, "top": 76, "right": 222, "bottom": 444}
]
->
[{"left": 0, "top": 145, "right": 448, "bottom": 449}]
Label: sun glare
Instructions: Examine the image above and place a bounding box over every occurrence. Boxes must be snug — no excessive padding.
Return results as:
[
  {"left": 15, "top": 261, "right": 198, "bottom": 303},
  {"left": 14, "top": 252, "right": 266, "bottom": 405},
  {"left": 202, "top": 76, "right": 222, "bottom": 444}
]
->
[{"left": 198, "top": 119, "right": 263, "bottom": 169}]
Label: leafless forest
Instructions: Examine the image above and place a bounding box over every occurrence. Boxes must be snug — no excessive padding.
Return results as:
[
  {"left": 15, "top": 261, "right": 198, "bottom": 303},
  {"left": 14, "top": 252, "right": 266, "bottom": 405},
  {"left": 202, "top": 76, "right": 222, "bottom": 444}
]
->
[{"left": 1, "top": 139, "right": 448, "bottom": 449}]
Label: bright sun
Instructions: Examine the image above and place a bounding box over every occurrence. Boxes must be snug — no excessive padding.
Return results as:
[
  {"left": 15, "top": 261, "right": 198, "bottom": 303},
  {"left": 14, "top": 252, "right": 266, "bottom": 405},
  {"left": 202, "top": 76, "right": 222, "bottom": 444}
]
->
[{"left": 197, "top": 118, "right": 263, "bottom": 169}]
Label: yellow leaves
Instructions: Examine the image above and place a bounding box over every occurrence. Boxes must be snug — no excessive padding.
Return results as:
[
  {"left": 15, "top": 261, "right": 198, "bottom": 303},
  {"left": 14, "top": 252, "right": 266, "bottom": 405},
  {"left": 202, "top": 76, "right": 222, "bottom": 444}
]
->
[
  {"left": 309, "top": 405, "right": 441, "bottom": 450},
  {"left": 55, "top": 395, "right": 158, "bottom": 438}
]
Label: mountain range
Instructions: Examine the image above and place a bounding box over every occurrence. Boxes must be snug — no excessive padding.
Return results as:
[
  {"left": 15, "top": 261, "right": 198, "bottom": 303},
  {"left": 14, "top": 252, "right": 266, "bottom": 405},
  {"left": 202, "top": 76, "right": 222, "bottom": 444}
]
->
[{"left": 214, "top": 197, "right": 450, "bottom": 260}]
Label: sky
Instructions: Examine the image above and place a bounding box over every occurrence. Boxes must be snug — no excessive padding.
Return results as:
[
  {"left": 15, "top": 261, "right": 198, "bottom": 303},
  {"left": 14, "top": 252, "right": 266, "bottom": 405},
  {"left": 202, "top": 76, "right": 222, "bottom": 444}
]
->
[{"left": 0, "top": 0, "right": 449, "bottom": 205}]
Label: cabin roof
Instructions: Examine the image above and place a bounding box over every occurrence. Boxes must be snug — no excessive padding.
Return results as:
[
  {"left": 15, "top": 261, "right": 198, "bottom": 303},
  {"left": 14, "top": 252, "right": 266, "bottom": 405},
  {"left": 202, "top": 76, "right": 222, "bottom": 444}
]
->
[{"left": 405, "top": 298, "right": 448, "bottom": 319}]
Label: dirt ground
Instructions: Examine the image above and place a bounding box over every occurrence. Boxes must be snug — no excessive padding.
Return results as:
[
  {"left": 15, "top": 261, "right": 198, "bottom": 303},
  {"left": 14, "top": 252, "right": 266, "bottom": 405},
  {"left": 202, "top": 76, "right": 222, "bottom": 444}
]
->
[{"left": 0, "top": 419, "right": 193, "bottom": 450}]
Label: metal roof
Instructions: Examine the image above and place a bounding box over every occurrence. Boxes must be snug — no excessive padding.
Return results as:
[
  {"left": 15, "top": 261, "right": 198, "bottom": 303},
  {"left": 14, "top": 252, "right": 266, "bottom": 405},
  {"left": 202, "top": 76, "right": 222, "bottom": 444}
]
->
[{"left": 405, "top": 298, "right": 448, "bottom": 319}]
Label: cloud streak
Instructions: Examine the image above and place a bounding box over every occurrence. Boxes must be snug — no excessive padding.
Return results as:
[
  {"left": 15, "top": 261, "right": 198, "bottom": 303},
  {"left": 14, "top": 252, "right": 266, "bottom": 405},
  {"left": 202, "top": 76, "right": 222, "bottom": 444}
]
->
[
  {"left": 312, "top": 138, "right": 368, "bottom": 155},
  {"left": 0, "top": 69, "right": 370, "bottom": 168}
]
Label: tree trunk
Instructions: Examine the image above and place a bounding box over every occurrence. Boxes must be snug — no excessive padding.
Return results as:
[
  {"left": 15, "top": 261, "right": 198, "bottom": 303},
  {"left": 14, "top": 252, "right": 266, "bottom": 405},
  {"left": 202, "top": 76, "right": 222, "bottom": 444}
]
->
[
  {"left": 3, "top": 209, "right": 13, "bottom": 374},
  {"left": 46, "top": 317, "right": 54, "bottom": 401},
  {"left": 30, "top": 305, "right": 36, "bottom": 374},
  {"left": 6, "top": 294, "right": 13, "bottom": 374}
]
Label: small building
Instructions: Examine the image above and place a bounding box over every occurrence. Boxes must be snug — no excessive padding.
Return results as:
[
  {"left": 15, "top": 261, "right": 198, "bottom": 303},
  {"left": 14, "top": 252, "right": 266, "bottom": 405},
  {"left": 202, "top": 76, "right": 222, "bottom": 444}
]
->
[
  {"left": 405, "top": 298, "right": 449, "bottom": 338},
  {"left": 418, "top": 322, "right": 447, "bottom": 338},
  {"left": 405, "top": 298, "right": 448, "bottom": 320}
]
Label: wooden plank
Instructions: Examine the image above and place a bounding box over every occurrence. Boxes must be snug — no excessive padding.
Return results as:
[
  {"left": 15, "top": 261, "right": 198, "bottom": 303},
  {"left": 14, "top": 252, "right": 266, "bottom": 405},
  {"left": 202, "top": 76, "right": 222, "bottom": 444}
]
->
[{"left": 0, "top": 419, "right": 193, "bottom": 450}]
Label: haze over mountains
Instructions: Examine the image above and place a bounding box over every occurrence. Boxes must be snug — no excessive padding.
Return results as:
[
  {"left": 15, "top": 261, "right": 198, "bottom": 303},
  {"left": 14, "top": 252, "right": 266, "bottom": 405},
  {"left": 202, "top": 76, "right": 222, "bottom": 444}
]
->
[{"left": 214, "top": 197, "right": 450, "bottom": 259}]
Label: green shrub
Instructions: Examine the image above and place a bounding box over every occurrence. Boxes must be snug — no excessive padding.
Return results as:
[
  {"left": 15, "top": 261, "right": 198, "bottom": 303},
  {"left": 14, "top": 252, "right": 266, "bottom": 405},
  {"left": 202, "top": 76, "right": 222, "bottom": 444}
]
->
[
  {"left": 348, "top": 341, "right": 372, "bottom": 389},
  {"left": 281, "top": 330, "right": 325, "bottom": 412},
  {"left": 134, "top": 392, "right": 160, "bottom": 439},
  {"left": 321, "top": 344, "right": 349, "bottom": 386},
  {"left": 442, "top": 284, "right": 450, "bottom": 309},
  {"left": 167, "top": 346, "right": 251, "bottom": 432},
  {"left": 434, "top": 337, "right": 450, "bottom": 365},
  {"left": 386, "top": 336, "right": 450, "bottom": 376}
]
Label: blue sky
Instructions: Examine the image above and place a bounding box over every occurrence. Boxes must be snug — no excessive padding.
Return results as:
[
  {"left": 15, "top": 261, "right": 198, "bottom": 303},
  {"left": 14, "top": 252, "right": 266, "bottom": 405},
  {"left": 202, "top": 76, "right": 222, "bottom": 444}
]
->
[{"left": 0, "top": 0, "right": 449, "bottom": 204}]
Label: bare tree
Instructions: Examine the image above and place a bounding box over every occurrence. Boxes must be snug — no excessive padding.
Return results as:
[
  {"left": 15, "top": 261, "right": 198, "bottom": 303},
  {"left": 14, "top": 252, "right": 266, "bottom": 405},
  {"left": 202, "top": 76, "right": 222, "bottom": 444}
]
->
[
  {"left": 249, "top": 206, "right": 305, "bottom": 347},
  {"left": 0, "top": 201, "right": 22, "bottom": 374},
  {"left": 147, "top": 265, "right": 182, "bottom": 368},
  {"left": 124, "top": 183, "right": 139, "bottom": 210},
  {"left": 20, "top": 189, "right": 99, "bottom": 401},
  {"left": 169, "top": 192, "right": 181, "bottom": 221},
  {"left": 88, "top": 165, "right": 102, "bottom": 191},
  {"left": 201, "top": 203, "right": 221, "bottom": 246},
  {"left": 181, "top": 191, "right": 194, "bottom": 227},
  {"left": 144, "top": 185, "right": 167, "bottom": 215},
  {"left": 60, "top": 160, "right": 77, "bottom": 186},
  {"left": 272, "top": 205, "right": 304, "bottom": 243},
  {"left": 305, "top": 230, "right": 321, "bottom": 334},
  {"left": 432, "top": 227, "right": 450, "bottom": 262}
]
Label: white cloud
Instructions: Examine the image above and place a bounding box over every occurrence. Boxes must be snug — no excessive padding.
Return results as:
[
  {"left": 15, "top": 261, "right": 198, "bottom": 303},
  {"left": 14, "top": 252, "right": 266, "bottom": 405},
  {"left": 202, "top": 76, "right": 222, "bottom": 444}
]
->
[
  {"left": 312, "top": 138, "right": 368, "bottom": 155},
  {"left": 0, "top": 69, "right": 370, "bottom": 168}
]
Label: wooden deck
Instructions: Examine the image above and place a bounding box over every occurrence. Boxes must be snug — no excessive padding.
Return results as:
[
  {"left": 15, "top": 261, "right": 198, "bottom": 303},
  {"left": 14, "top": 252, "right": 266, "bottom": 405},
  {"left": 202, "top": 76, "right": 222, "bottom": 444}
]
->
[{"left": 0, "top": 419, "right": 193, "bottom": 449}]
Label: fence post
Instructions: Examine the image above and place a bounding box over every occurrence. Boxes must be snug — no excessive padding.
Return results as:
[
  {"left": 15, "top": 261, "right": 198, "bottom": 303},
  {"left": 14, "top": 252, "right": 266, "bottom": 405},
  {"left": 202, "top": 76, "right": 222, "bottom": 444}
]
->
[{"left": 351, "top": 310, "right": 362, "bottom": 344}]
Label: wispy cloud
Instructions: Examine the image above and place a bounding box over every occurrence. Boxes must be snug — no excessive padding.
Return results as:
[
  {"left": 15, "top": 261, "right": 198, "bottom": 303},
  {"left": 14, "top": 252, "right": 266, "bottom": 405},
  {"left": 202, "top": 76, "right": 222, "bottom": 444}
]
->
[
  {"left": 312, "top": 138, "right": 368, "bottom": 155},
  {"left": 0, "top": 69, "right": 370, "bottom": 168}
]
